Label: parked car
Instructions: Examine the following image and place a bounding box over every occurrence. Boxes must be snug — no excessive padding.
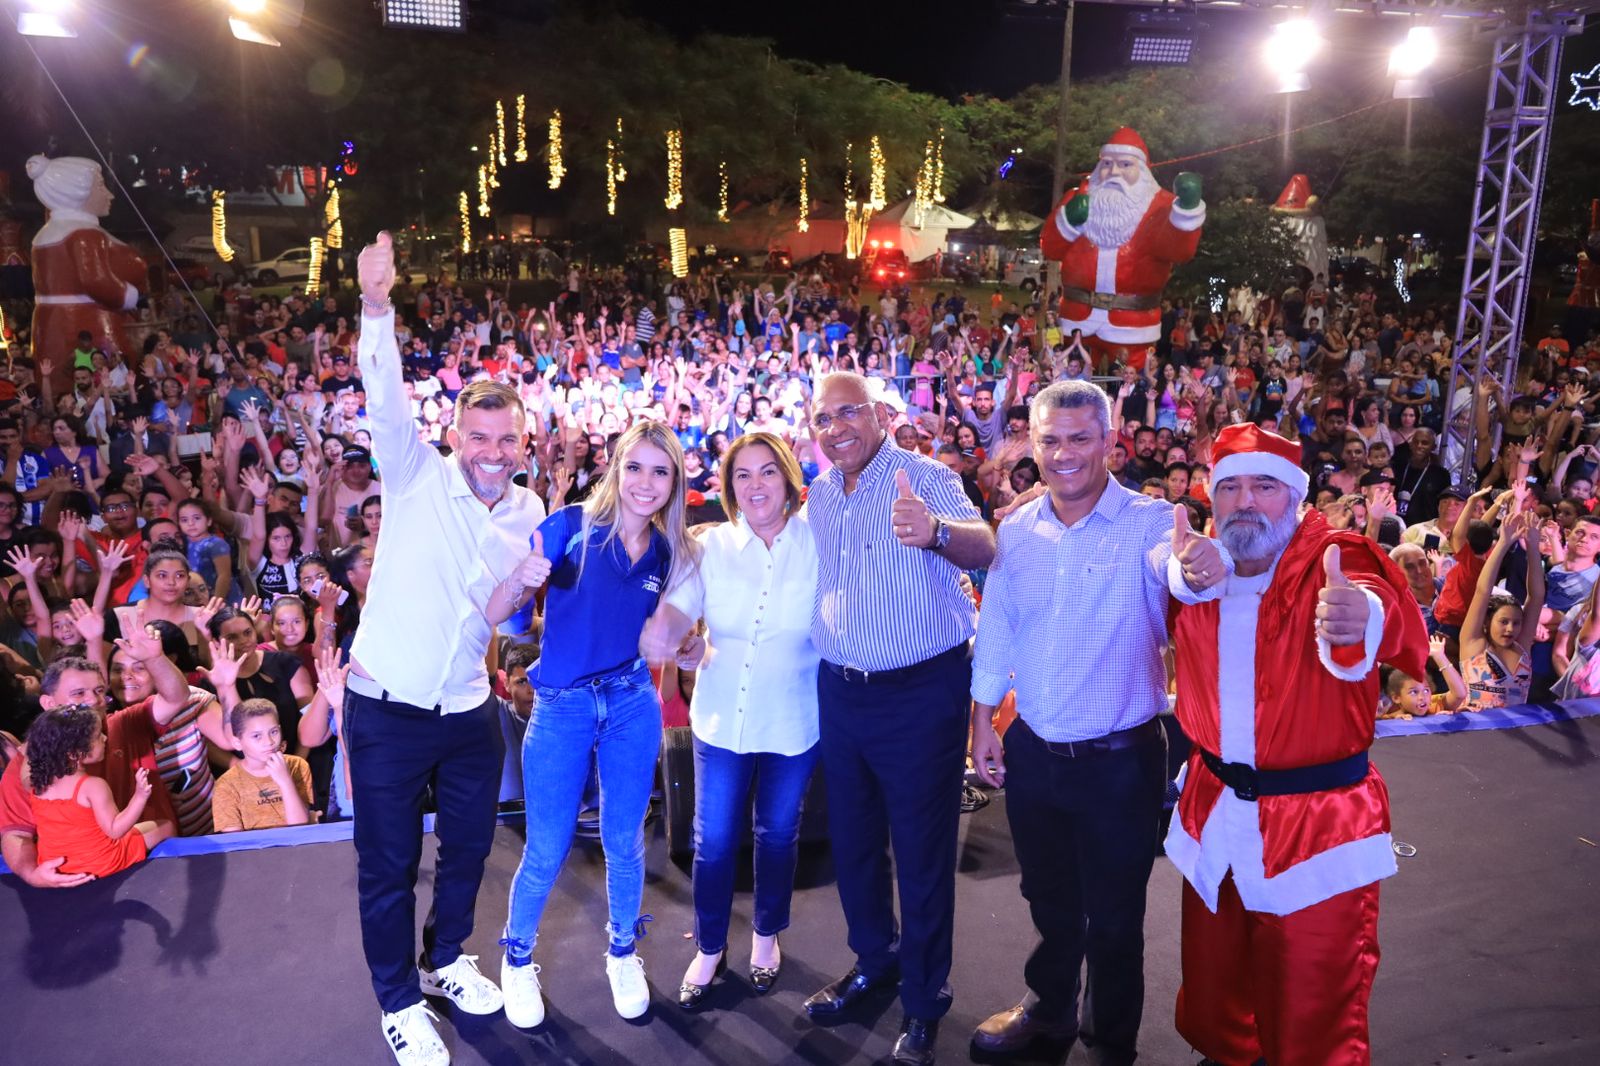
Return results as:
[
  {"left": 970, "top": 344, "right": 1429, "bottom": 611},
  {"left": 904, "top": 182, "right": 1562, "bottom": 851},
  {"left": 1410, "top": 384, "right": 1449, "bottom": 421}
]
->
[
  {"left": 863, "top": 243, "right": 909, "bottom": 284},
  {"left": 1001, "top": 248, "right": 1044, "bottom": 292},
  {"left": 164, "top": 257, "right": 215, "bottom": 289},
  {"left": 247, "top": 246, "right": 313, "bottom": 284}
]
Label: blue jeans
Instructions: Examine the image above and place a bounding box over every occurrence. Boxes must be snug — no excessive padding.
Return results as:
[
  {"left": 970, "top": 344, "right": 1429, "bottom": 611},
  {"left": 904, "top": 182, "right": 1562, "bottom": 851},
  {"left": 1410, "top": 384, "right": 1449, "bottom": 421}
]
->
[
  {"left": 504, "top": 667, "right": 662, "bottom": 962},
  {"left": 691, "top": 735, "right": 819, "bottom": 954}
]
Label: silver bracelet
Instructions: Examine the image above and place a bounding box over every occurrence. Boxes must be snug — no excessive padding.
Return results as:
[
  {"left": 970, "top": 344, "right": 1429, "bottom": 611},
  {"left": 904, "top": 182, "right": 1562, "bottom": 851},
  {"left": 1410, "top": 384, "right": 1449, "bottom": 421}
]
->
[
  {"left": 360, "top": 295, "right": 392, "bottom": 317},
  {"left": 499, "top": 575, "right": 527, "bottom": 603}
]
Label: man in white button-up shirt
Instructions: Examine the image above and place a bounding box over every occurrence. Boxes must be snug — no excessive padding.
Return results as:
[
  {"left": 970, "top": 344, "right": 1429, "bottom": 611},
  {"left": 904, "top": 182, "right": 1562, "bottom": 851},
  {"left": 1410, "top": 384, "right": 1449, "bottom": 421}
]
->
[{"left": 345, "top": 233, "right": 546, "bottom": 1066}]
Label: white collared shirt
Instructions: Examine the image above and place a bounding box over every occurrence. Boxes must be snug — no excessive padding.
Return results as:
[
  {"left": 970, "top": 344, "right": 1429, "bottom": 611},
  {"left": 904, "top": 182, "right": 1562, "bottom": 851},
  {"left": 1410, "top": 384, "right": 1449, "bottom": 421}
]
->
[
  {"left": 666, "top": 514, "right": 820, "bottom": 755},
  {"left": 350, "top": 307, "right": 544, "bottom": 714}
]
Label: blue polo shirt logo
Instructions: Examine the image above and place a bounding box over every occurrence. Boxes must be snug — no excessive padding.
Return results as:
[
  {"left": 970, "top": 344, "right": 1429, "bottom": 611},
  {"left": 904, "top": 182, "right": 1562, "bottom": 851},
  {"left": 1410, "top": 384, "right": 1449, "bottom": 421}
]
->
[{"left": 643, "top": 575, "right": 663, "bottom": 594}]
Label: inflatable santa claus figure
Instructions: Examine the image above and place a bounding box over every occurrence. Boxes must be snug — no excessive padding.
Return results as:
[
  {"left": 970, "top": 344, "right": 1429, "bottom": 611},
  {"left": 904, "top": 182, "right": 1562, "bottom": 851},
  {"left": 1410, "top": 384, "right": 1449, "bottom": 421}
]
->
[
  {"left": 27, "top": 155, "right": 147, "bottom": 395},
  {"left": 1041, "top": 127, "right": 1204, "bottom": 371},
  {"left": 1162, "top": 423, "right": 1429, "bottom": 1066}
]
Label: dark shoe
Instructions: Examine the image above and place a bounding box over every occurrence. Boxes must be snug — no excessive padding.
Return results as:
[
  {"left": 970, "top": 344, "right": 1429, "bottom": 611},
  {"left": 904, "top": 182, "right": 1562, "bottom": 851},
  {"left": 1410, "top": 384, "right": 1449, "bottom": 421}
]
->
[
  {"left": 749, "top": 936, "right": 781, "bottom": 994},
  {"left": 803, "top": 966, "right": 895, "bottom": 1016},
  {"left": 677, "top": 951, "right": 727, "bottom": 1012},
  {"left": 892, "top": 1015, "right": 939, "bottom": 1065},
  {"left": 971, "top": 1003, "right": 1076, "bottom": 1054}
]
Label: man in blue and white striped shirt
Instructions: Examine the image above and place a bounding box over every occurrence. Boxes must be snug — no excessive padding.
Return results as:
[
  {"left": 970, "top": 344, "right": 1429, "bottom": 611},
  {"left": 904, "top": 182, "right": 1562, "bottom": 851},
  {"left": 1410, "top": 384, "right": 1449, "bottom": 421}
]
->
[
  {"left": 801, "top": 372, "right": 996, "bottom": 1066},
  {"left": 967, "top": 379, "right": 1176, "bottom": 1063}
]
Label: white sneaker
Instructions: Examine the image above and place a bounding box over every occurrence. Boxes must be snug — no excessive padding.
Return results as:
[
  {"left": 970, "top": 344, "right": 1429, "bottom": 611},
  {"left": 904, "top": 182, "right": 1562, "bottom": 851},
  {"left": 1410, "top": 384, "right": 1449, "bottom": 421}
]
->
[
  {"left": 380, "top": 1002, "right": 449, "bottom": 1066},
  {"left": 605, "top": 951, "right": 651, "bottom": 1019},
  {"left": 419, "top": 954, "right": 504, "bottom": 1016},
  {"left": 501, "top": 955, "right": 545, "bottom": 1028}
]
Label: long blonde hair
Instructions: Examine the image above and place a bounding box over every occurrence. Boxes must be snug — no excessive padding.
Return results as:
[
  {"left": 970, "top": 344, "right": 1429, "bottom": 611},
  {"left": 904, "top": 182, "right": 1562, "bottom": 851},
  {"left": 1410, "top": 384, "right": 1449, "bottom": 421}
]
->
[{"left": 577, "top": 421, "right": 700, "bottom": 594}]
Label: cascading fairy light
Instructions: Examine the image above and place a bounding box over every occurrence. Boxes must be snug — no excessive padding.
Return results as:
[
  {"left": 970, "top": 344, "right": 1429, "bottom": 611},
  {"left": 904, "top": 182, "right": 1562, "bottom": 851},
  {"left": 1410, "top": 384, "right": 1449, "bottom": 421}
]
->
[
  {"left": 933, "top": 126, "right": 946, "bottom": 203},
  {"left": 868, "top": 135, "right": 887, "bottom": 211},
  {"left": 515, "top": 94, "right": 528, "bottom": 163},
  {"left": 614, "top": 117, "right": 627, "bottom": 182},
  {"left": 844, "top": 141, "right": 870, "bottom": 259},
  {"left": 914, "top": 138, "right": 935, "bottom": 225},
  {"left": 477, "top": 164, "right": 491, "bottom": 217},
  {"left": 496, "top": 100, "right": 507, "bottom": 167},
  {"left": 307, "top": 237, "right": 325, "bottom": 294},
  {"left": 718, "top": 160, "right": 729, "bottom": 223},
  {"left": 669, "top": 228, "right": 689, "bottom": 280},
  {"left": 211, "top": 190, "right": 235, "bottom": 263},
  {"left": 547, "top": 110, "right": 565, "bottom": 189},
  {"left": 458, "top": 191, "right": 472, "bottom": 253},
  {"left": 486, "top": 129, "right": 499, "bottom": 188},
  {"left": 324, "top": 187, "right": 343, "bottom": 250},
  {"left": 797, "top": 157, "right": 810, "bottom": 233},
  {"left": 606, "top": 139, "right": 619, "bottom": 216},
  {"left": 664, "top": 128, "right": 684, "bottom": 210}
]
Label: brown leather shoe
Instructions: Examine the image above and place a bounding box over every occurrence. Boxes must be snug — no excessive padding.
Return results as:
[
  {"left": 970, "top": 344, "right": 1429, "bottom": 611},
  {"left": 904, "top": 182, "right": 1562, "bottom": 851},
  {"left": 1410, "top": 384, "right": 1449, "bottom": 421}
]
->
[{"left": 971, "top": 1003, "right": 1076, "bottom": 1054}]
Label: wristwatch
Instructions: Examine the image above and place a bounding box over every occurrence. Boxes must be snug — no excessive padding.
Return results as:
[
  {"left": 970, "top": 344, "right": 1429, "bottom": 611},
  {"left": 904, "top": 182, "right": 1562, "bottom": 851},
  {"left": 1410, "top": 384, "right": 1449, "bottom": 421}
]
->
[{"left": 931, "top": 517, "right": 952, "bottom": 551}]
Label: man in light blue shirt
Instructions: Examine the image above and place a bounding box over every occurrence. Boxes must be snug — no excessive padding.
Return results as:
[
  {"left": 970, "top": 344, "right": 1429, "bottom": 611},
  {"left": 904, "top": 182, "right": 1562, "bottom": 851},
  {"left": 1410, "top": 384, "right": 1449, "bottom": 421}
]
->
[{"left": 968, "top": 380, "right": 1177, "bottom": 1063}]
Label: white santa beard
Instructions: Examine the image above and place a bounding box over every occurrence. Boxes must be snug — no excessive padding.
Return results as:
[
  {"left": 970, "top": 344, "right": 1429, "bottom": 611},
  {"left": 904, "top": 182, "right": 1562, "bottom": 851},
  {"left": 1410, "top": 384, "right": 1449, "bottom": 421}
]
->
[
  {"left": 1082, "top": 169, "right": 1160, "bottom": 249},
  {"left": 1218, "top": 506, "right": 1300, "bottom": 564}
]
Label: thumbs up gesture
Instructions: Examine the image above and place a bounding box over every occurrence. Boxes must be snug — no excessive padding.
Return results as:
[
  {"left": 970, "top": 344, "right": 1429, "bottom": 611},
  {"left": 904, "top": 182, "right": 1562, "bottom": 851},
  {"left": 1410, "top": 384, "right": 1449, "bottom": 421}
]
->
[
  {"left": 1173, "top": 504, "right": 1227, "bottom": 592},
  {"left": 891, "top": 468, "right": 938, "bottom": 549},
  {"left": 357, "top": 230, "right": 396, "bottom": 309},
  {"left": 1316, "top": 544, "right": 1370, "bottom": 646},
  {"left": 513, "top": 530, "right": 553, "bottom": 591}
]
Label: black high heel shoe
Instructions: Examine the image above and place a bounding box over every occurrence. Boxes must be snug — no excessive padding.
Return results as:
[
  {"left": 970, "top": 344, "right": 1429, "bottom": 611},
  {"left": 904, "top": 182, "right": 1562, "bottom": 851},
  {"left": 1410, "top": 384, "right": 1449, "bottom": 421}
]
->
[
  {"left": 677, "top": 951, "right": 727, "bottom": 1011},
  {"left": 749, "top": 936, "right": 781, "bottom": 995}
]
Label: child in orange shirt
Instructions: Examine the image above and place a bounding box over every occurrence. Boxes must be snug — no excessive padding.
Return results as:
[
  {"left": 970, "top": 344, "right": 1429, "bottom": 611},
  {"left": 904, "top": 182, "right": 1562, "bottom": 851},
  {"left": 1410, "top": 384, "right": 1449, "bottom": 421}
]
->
[{"left": 212, "top": 698, "right": 314, "bottom": 833}]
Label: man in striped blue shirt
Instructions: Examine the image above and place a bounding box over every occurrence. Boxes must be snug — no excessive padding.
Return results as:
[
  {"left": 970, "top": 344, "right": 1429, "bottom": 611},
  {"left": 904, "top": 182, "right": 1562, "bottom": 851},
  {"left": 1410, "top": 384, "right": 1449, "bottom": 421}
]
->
[
  {"left": 801, "top": 372, "right": 996, "bottom": 1066},
  {"left": 968, "top": 380, "right": 1176, "bottom": 1064}
]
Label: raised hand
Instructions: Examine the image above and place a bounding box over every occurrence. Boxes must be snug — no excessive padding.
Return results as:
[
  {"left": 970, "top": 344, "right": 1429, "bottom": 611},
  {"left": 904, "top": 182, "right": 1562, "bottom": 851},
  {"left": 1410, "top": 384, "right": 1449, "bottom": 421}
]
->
[
  {"left": 134, "top": 767, "right": 152, "bottom": 799},
  {"left": 357, "top": 231, "right": 397, "bottom": 308},
  {"left": 1316, "top": 545, "right": 1370, "bottom": 646},
  {"left": 68, "top": 599, "right": 104, "bottom": 643},
  {"left": 1173, "top": 504, "right": 1226, "bottom": 592},
  {"left": 100, "top": 539, "right": 130, "bottom": 576},
  {"left": 130, "top": 415, "right": 149, "bottom": 437},
  {"left": 512, "top": 531, "right": 552, "bottom": 590},
  {"left": 202, "top": 638, "right": 243, "bottom": 689},
  {"left": 113, "top": 620, "right": 166, "bottom": 664},
  {"left": 891, "top": 469, "right": 937, "bottom": 549},
  {"left": 1428, "top": 632, "right": 1450, "bottom": 664},
  {"left": 5, "top": 546, "right": 39, "bottom": 581},
  {"left": 194, "top": 596, "right": 226, "bottom": 635},
  {"left": 240, "top": 465, "right": 273, "bottom": 502},
  {"left": 126, "top": 452, "right": 162, "bottom": 477},
  {"left": 314, "top": 645, "right": 348, "bottom": 710},
  {"left": 239, "top": 595, "right": 263, "bottom": 619}
]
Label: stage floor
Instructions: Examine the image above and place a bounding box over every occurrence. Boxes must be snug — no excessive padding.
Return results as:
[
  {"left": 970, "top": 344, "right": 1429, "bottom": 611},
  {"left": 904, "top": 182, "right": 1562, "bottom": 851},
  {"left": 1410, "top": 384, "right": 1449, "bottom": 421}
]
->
[{"left": 3, "top": 718, "right": 1598, "bottom": 1066}]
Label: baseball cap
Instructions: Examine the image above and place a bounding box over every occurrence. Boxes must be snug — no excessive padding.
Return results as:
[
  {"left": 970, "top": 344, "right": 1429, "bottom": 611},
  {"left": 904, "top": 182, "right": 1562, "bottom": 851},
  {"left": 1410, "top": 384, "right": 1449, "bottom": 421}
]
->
[{"left": 343, "top": 445, "right": 372, "bottom": 464}]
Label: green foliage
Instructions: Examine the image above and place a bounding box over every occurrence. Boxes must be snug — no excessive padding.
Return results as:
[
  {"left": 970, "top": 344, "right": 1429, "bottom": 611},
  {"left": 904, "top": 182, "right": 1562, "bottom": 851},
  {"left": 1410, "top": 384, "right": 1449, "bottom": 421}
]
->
[{"left": 1169, "top": 200, "right": 1303, "bottom": 304}]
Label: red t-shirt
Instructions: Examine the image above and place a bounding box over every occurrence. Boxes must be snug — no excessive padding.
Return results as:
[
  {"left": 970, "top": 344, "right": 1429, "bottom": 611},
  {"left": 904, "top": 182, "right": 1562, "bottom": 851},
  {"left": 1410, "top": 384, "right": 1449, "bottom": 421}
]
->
[{"left": 1432, "top": 544, "right": 1485, "bottom": 627}]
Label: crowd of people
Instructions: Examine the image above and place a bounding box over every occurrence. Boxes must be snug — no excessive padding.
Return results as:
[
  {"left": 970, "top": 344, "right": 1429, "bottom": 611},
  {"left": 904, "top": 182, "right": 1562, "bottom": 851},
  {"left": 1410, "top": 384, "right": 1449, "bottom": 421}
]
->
[{"left": 1, "top": 211, "right": 1599, "bottom": 1066}]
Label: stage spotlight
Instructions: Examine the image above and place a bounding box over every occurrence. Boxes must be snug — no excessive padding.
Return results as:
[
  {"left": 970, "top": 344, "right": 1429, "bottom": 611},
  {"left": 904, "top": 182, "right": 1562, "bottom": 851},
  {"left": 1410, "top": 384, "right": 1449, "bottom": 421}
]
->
[
  {"left": 1389, "top": 26, "right": 1440, "bottom": 99},
  {"left": 1126, "top": 10, "right": 1197, "bottom": 66},
  {"left": 381, "top": 0, "right": 465, "bottom": 32},
  {"left": 226, "top": 0, "right": 303, "bottom": 47},
  {"left": 1266, "top": 18, "right": 1322, "bottom": 94},
  {"left": 14, "top": 0, "right": 77, "bottom": 38}
]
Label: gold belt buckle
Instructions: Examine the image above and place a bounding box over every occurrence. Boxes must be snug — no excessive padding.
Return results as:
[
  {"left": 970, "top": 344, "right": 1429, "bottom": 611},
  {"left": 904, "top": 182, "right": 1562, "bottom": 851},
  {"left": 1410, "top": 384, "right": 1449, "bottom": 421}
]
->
[{"left": 1090, "top": 291, "right": 1116, "bottom": 311}]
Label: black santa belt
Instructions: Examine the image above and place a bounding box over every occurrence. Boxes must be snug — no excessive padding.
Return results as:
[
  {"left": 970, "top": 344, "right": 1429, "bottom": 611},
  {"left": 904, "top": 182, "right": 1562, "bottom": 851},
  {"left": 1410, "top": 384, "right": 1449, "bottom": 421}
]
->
[
  {"left": 1199, "top": 749, "right": 1370, "bottom": 802},
  {"left": 1060, "top": 286, "right": 1161, "bottom": 312}
]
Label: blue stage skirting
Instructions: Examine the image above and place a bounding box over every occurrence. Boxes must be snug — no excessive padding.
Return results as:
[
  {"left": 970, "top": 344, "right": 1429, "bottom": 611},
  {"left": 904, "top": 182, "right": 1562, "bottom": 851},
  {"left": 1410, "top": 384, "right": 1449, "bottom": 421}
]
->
[{"left": 6, "top": 699, "right": 1599, "bottom": 874}]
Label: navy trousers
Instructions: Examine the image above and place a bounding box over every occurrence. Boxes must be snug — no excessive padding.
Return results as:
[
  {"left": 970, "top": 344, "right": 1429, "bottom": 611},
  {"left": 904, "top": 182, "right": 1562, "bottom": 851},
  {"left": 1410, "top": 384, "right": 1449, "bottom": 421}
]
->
[
  {"left": 817, "top": 645, "right": 971, "bottom": 1019},
  {"left": 345, "top": 687, "right": 504, "bottom": 1014}
]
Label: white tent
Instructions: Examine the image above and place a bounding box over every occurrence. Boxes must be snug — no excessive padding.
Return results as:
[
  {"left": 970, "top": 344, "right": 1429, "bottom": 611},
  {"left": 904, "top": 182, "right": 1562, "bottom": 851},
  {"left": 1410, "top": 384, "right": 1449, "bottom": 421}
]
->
[{"left": 864, "top": 199, "right": 976, "bottom": 261}]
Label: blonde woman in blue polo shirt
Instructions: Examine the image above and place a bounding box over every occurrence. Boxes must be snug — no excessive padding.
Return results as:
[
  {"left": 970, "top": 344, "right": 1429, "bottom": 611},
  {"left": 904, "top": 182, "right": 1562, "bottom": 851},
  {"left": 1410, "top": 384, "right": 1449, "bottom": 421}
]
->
[{"left": 487, "top": 419, "right": 699, "bottom": 1027}]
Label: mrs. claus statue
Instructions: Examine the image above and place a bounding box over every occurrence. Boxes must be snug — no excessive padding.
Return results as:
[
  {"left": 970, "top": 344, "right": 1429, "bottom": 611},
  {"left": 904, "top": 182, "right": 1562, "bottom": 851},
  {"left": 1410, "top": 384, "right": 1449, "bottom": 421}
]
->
[
  {"left": 27, "top": 155, "right": 147, "bottom": 394},
  {"left": 1040, "top": 127, "right": 1204, "bottom": 368},
  {"left": 1165, "top": 422, "right": 1430, "bottom": 1065}
]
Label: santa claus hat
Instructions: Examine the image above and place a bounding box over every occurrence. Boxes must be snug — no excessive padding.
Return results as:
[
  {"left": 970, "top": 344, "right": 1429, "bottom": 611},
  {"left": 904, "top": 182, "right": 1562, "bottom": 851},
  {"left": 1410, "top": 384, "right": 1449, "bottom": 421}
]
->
[
  {"left": 1210, "top": 423, "right": 1309, "bottom": 498},
  {"left": 1272, "top": 174, "right": 1318, "bottom": 214},
  {"left": 1101, "top": 127, "right": 1149, "bottom": 163}
]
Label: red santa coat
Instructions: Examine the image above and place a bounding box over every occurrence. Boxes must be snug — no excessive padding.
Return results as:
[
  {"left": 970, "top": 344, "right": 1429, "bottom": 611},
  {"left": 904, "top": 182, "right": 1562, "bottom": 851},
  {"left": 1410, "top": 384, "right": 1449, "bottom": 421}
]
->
[
  {"left": 1041, "top": 181, "right": 1204, "bottom": 346},
  {"left": 1163, "top": 511, "right": 1429, "bottom": 917},
  {"left": 30, "top": 214, "right": 147, "bottom": 393}
]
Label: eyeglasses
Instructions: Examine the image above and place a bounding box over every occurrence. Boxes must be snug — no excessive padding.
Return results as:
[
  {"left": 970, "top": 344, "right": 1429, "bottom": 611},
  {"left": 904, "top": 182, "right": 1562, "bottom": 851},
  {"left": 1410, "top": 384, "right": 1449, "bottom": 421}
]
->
[
  {"left": 103, "top": 503, "right": 133, "bottom": 513},
  {"left": 812, "top": 404, "right": 869, "bottom": 432}
]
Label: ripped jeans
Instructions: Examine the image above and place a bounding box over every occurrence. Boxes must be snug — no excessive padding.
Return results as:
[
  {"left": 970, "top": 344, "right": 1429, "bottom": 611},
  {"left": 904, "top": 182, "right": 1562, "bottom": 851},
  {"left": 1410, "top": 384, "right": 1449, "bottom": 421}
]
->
[{"left": 503, "top": 666, "right": 663, "bottom": 963}]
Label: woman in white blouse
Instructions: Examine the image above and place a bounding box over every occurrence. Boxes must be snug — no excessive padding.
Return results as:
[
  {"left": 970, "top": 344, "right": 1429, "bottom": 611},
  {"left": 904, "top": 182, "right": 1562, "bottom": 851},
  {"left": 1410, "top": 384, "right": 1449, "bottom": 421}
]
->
[{"left": 639, "top": 431, "right": 820, "bottom": 1011}]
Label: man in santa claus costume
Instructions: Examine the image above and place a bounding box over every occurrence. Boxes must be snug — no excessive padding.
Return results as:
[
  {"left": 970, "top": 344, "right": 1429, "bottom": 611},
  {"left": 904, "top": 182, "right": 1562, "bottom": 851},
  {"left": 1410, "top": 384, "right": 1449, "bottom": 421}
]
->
[
  {"left": 1163, "top": 422, "right": 1429, "bottom": 1066},
  {"left": 1041, "top": 128, "right": 1204, "bottom": 373},
  {"left": 26, "top": 155, "right": 147, "bottom": 397}
]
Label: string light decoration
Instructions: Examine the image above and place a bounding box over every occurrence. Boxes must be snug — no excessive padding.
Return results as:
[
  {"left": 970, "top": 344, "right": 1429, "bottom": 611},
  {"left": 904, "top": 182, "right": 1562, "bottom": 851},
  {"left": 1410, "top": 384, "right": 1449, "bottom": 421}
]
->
[
  {"left": 307, "top": 237, "right": 325, "bottom": 294},
  {"left": 514, "top": 94, "right": 528, "bottom": 162},
  {"left": 547, "top": 109, "right": 565, "bottom": 189},
  {"left": 458, "top": 191, "right": 472, "bottom": 253},
  {"left": 844, "top": 141, "right": 854, "bottom": 200},
  {"left": 495, "top": 100, "right": 507, "bottom": 167},
  {"left": 913, "top": 138, "right": 935, "bottom": 227},
  {"left": 718, "top": 160, "right": 729, "bottom": 223},
  {"left": 614, "top": 117, "right": 627, "bottom": 182},
  {"left": 797, "top": 157, "right": 810, "bottom": 233},
  {"left": 668, "top": 227, "right": 689, "bottom": 279},
  {"left": 606, "top": 139, "right": 619, "bottom": 216},
  {"left": 211, "top": 190, "right": 236, "bottom": 263},
  {"left": 486, "top": 129, "right": 499, "bottom": 187},
  {"left": 324, "top": 187, "right": 343, "bottom": 250},
  {"left": 664, "top": 129, "right": 684, "bottom": 210},
  {"left": 477, "top": 164, "right": 491, "bottom": 217},
  {"left": 868, "top": 135, "right": 887, "bottom": 211},
  {"left": 933, "top": 126, "right": 946, "bottom": 203},
  {"left": 844, "top": 141, "right": 871, "bottom": 260},
  {"left": 1394, "top": 257, "right": 1412, "bottom": 303}
]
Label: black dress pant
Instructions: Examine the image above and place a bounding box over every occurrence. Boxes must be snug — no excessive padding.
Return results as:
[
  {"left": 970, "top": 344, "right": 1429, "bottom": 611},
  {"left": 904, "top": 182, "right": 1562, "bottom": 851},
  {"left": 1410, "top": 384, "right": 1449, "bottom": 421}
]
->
[
  {"left": 1002, "top": 717, "right": 1167, "bottom": 1065},
  {"left": 817, "top": 645, "right": 970, "bottom": 1019},
  {"left": 345, "top": 688, "right": 504, "bottom": 1015}
]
